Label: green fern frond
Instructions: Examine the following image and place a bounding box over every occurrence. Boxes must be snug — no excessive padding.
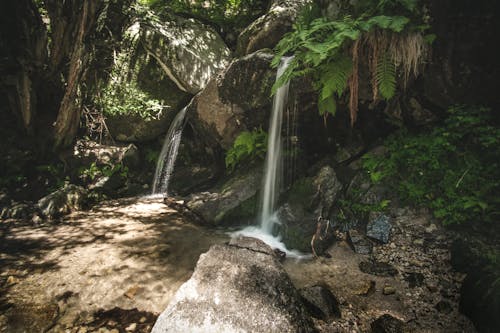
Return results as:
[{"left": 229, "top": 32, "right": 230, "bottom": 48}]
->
[
  {"left": 318, "top": 94, "right": 337, "bottom": 116},
  {"left": 375, "top": 52, "right": 396, "bottom": 100},
  {"left": 319, "top": 55, "right": 353, "bottom": 98}
]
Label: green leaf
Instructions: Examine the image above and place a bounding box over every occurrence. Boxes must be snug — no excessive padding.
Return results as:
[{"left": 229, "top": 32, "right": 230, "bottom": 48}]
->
[{"left": 375, "top": 52, "right": 396, "bottom": 99}]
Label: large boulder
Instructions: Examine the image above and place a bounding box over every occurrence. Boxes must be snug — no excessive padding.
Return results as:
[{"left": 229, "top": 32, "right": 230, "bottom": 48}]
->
[
  {"left": 237, "top": 0, "right": 313, "bottom": 56},
  {"left": 141, "top": 12, "right": 232, "bottom": 94},
  {"left": 151, "top": 237, "right": 316, "bottom": 333},
  {"left": 187, "top": 50, "right": 276, "bottom": 150},
  {"left": 185, "top": 166, "right": 262, "bottom": 225},
  {"left": 104, "top": 21, "right": 192, "bottom": 142}
]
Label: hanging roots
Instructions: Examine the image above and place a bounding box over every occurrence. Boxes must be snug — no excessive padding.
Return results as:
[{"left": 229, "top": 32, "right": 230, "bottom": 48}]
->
[{"left": 348, "top": 39, "right": 360, "bottom": 126}]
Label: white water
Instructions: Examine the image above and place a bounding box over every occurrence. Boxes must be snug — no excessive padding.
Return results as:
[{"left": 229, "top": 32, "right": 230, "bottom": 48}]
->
[
  {"left": 152, "top": 106, "right": 188, "bottom": 195},
  {"left": 259, "top": 56, "right": 293, "bottom": 233},
  {"left": 232, "top": 57, "right": 310, "bottom": 259}
]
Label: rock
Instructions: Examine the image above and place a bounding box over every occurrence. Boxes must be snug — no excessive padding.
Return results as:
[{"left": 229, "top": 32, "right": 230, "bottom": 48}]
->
[
  {"left": 405, "top": 272, "right": 424, "bottom": 288},
  {"left": 1, "top": 202, "right": 33, "bottom": 220},
  {"left": 371, "top": 314, "right": 405, "bottom": 333},
  {"left": 366, "top": 213, "right": 391, "bottom": 243},
  {"left": 187, "top": 50, "right": 275, "bottom": 150},
  {"left": 359, "top": 260, "right": 398, "bottom": 277},
  {"left": 353, "top": 280, "right": 376, "bottom": 296},
  {"left": 300, "top": 284, "right": 341, "bottom": 322},
  {"left": 425, "top": 223, "right": 438, "bottom": 233},
  {"left": 185, "top": 166, "right": 262, "bottom": 225},
  {"left": 275, "top": 166, "right": 342, "bottom": 254},
  {"left": 383, "top": 286, "right": 396, "bottom": 295},
  {"left": 151, "top": 239, "right": 316, "bottom": 333},
  {"left": 37, "top": 184, "right": 87, "bottom": 219},
  {"left": 141, "top": 12, "right": 231, "bottom": 94},
  {"left": 229, "top": 236, "right": 276, "bottom": 256},
  {"left": 347, "top": 229, "right": 373, "bottom": 255},
  {"left": 407, "top": 97, "right": 436, "bottom": 125},
  {"left": 237, "top": 0, "right": 313, "bottom": 55}
]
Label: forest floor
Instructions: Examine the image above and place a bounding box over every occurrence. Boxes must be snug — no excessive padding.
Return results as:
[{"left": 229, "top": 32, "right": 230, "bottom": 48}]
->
[{"left": 0, "top": 197, "right": 475, "bottom": 332}]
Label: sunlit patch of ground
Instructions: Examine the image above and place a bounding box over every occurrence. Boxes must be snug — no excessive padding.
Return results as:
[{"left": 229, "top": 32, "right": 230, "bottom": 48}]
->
[{"left": 0, "top": 196, "right": 228, "bottom": 332}]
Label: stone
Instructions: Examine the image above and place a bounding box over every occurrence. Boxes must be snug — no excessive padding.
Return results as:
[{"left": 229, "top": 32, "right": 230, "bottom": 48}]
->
[
  {"left": 37, "top": 184, "right": 87, "bottom": 219},
  {"left": 347, "top": 229, "right": 373, "bottom": 255},
  {"left": 435, "top": 300, "right": 453, "bottom": 314},
  {"left": 353, "top": 280, "right": 376, "bottom": 296},
  {"left": 237, "top": 0, "right": 313, "bottom": 55},
  {"left": 366, "top": 213, "right": 392, "bottom": 243},
  {"left": 359, "top": 260, "right": 398, "bottom": 277},
  {"left": 371, "top": 314, "right": 405, "bottom": 333},
  {"left": 300, "top": 284, "right": 341, "bottom": 321},
  {"left": 188, "top": 50, "right": 275, "bottom": 150},
  {"left": 151, "top": 240, "right": 315, "bottom": 333},
  {"left": 141, "top": 12, "right": 231, "bottom": 94},
  {"left": 382, "top": 286, "right": 396, "bottom": 295},
  {"left": 275, "top": 165, "right": 342, "bottom": 254},
  {"left": 425, "top": 224, "right": 438, "bottom": 233},
  {"left": 185, "top": 166, "right": 262, "bottom": 225}
]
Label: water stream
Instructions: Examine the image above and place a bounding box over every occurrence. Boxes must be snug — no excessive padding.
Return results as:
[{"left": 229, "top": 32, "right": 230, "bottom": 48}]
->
[
  {"left": 152, "top": 106, "right": 188, "bottom": 195},
  {"left": 233, "top": 57, "right": 308, "bottom": 258}
]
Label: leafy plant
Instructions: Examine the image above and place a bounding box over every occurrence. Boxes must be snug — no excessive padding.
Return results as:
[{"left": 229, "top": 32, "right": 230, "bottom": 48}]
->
[
  {"left": 79, "top": 162, "right": 129, "bottom": 182},
  {"left": 272, "top": 0, "right": 433, "bottom": 124},
  {"left": 225, "top": 129, "right": 268, "bottom": 171},
  {"left": 362, "top": 105, "right": 500, "bottom": 225}
]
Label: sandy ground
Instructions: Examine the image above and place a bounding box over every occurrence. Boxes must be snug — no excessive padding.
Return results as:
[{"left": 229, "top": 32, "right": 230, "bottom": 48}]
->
[{"left": 0, "top": 196, "right": 228, "bottom": 332}]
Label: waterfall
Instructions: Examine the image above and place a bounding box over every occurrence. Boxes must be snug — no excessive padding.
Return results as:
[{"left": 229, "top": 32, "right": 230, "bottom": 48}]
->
[
  {"left": 152, "top": 106, "right": 188, "bottom": 195},
  {"left": 259, "top": 56, "right": 293, "bottom": 233}
]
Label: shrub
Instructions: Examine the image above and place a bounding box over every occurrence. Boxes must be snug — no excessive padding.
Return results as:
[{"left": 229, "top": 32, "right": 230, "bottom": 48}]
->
[{"left": 225, "top": 129, "right": 268, "bottom": 172}]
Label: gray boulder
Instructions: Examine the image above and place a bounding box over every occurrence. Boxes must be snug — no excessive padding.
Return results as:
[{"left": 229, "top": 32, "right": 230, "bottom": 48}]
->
[
  {"left": 237, "top": 0, "right": 313, "bottom": 55},
  {"left": 0, "top": 202, "right": 33, "bottom": 220},
  {"left": 151, "top": 237, "right": 316, "bottom": 333},
  {"left": 37, "top": 184, "right": 87, "bottom": 219},
  {"left": 185, "top": 166, "right": 262, "bottom": 225},
  {"left": 300, "top": 284, "right": 341, "bottom": 322},
  {"left": 141, "top": 12, "right": 232, "bottom": 94},
  {"left": 366, "top": 213, "right": 392, "bottom": 243}
]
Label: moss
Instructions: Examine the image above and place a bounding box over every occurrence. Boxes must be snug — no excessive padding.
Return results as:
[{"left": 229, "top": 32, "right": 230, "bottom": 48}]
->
[
  {"left": 217, "top": 194, "right": 259, "bottom": 225},
  {"left": 287, "top": 177, "right": 315, "bottom": 207}
]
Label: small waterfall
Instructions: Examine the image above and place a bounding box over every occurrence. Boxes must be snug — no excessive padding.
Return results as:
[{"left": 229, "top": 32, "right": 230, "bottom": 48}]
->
[
  {"left": 152, "top": 106, "right": 188, "bottom": 195},
  {"left": 259, "top": 56, "right": 293, "bottom": 233}
]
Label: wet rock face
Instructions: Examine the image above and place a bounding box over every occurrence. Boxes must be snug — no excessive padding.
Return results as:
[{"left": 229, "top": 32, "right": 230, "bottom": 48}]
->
[
  {"left": 37, "top": 184, "right": 87, "bottom": 219},
  {"left": 276, "top": 165, "right": 342, "bottom": 254},
  {"left": 151, "top": 237, "right": 316, "bottom": 333},
  {"left": 237, "top": 0, "right": 313, "bottom": 55}
]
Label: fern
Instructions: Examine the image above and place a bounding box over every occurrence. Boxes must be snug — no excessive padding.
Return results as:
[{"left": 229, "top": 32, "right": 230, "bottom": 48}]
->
[{"left": 375, "top": 52, "right": 396, "bottom": 99}]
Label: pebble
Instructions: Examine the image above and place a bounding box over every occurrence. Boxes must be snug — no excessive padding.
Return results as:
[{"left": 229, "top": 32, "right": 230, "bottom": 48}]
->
[
  {"left": 383, "top": 286, "right": 396, "bottom": 295},
  {"left": 125, "top": 323, "right": 137, "bottom": 331}
]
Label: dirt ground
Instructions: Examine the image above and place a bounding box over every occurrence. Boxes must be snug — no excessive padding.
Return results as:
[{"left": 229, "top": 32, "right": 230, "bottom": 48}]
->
[{"left": 0, "top": 197, "right": 475, "bottom": 332}]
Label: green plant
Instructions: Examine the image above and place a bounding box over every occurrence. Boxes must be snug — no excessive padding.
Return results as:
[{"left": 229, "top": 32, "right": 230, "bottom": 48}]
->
[
  {"left": 225, "top": 129, "right": 268, "bottom": 171},
  {"left": 362, "top": 105, "right": 500, "bottom": 225},
  {"left": 79, "top": 162, "right": 129, "bottom": 182},
  {"left": 272, "top": 0, "right": 433, "bottom": 124}
]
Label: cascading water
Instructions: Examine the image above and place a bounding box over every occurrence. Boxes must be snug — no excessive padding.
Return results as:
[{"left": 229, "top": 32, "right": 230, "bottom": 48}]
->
[
  {"left": 152, "top": 106, "right": 188, "bottom": 195},
  {"left": 259, "top": 56, "right": 293, "bottom": 233},
  {"left": 233, "top": 57, "right": 307, "bottom": 258}
]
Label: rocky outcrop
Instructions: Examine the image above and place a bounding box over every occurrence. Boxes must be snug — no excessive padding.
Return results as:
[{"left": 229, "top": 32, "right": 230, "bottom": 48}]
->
[
  {"left": 237, "top": 0, "right": 313, "bottom": 55},
  {"left": 151, "top": 237, "right": 316, "bottom": 333},
  {"left": 276, "top": 165, "right": 342, "bottom": 253},
  {"left": 185, "top": 166, "right": 262, "bottom": 225},
  {"left": 37, "top": 184, "right": 87, "bottom": 219},
  {"left": 141, "top": 12, "right": 232, "bottom": 94},
  {"left": 187, "top": 50, "right": 276, "bottom": 150}
]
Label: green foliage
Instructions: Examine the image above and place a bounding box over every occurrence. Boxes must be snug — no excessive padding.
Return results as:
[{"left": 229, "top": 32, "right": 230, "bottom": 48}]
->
[
  {"left": 99, "top": 81, "right": 166, "bottom": 121},
  {"left": 141, "top": 0, "right": 267, "bottom": 31},
  {"left": 375, "top": 52, "right": 397, "bottom": 99},
  {"left": 79, "top": 162, "right": 129, "bottom": 182},
  {"left": 362, "top": 105, "right": 500, "bottom": 225},
  {"left": 272, "top": 0, "right": 431, "bottom": 121},
  {"left": 225, "top": 129, "right": 268, "bottom": 172}
]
